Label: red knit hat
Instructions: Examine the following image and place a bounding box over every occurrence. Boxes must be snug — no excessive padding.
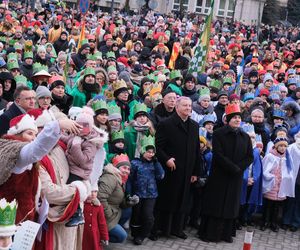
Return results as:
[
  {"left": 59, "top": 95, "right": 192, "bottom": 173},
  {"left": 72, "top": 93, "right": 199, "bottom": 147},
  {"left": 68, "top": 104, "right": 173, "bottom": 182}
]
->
[{"left": 259, "top": 88, "right": 270, "bottom": 97}]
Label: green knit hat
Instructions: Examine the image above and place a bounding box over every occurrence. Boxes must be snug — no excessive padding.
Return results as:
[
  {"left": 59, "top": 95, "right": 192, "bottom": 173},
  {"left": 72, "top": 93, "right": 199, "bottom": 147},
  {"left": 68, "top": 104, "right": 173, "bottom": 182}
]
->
[
  {"left": 140, "top": 135, "right": 156, "bottom": 154},
  {"left": 133, "top": 103, "right": 148, "bottom": 119}
]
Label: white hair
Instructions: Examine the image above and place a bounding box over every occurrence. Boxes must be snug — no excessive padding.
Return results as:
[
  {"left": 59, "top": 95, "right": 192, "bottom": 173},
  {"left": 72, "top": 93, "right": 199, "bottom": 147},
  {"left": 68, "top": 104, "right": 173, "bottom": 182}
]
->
[{"left": 176, "top": 96, "right": 192, "bottom": 106}]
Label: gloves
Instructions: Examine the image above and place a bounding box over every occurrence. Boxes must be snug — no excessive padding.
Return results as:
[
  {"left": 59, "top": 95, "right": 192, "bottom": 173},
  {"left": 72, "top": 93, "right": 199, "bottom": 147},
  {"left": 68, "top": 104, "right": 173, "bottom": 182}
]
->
[
  {"left": 126, "top": 195, "right": 139, "bottom": 206},
  {"left": 101, "top": 240, "right": 109, "bottom": 246}
]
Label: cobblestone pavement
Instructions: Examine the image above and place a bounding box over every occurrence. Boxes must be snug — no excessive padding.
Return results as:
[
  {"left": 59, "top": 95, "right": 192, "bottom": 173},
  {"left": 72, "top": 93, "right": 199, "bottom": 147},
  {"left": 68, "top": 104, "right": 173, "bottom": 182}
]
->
[{"left": 106, "top": 226, "right": 300, "bottom": 250}]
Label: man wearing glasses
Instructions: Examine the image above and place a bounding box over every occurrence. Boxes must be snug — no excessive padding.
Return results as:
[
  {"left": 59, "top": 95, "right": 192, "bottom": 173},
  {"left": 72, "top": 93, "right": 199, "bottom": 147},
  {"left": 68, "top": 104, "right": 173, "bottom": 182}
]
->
[{"left": 0, "top": 86, "right": 36, "bottom": 136}]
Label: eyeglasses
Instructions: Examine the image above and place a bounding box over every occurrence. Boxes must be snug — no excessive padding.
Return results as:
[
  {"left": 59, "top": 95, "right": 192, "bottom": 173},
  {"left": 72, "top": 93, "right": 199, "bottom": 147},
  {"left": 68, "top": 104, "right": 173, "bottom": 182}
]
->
[{"left": 89, "top": 40, "right": 96, "bottom": 43}]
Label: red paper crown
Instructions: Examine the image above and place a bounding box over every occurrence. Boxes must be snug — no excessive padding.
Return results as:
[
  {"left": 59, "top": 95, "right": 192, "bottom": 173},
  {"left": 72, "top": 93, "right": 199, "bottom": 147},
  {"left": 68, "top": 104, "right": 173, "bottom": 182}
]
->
[
  {"left": 225, "top": 103, "right": 241, "bottom": 116},
  {"left": 112, "top": 154, "right": 130, "bottom": 168}
]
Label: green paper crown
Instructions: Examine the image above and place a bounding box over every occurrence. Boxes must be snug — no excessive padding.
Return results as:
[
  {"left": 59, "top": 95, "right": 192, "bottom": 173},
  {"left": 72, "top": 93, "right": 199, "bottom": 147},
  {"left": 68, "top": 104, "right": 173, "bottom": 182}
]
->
[
  {"left": 106, "top": 51, "right": 116, "bottom": 60},
  {"left": 209, "top": 79, "right": 222, "bottom": 90},
  {"left": 7, "top": 52, "right": 18, "bottom": 63},
  {"left": 0, "top": 36, "right": 6, "bottom": 43},
  {"left": 0, "top": 198, "right": 17, "bottom": 226},
  {"left": 87, "top": 54, "right": 96, "bottom": 61},
  {"left": 14, "top": 43, "right": 22, "bottom": 51},
  {"left": 166, "top": 84, "right": 182, "bottom": 96},
  {"left": 147, "top": 73, "right": 157, "bottom": 82},
  {"left": 14, "top": 75, "right": 27, "bottom": 86},
  {"left": 134, "top": 103, "right": 148, "bottom": 117},
  {"left": 111, "top": 130, "right": 124, "bottom": 141},
  {"left": 107, "top": 65, "right": 117, "bottom": 74},
  {"left": 24, "top": 51, "right": 33, "bottom": 59},
  {"left": 84, "top": 67, "right": 96, "bottom": 77},
  {"left": 140, "top": 135, "right": 156, "bottom": 154},
  {"left": 169, "top": 70, "right": 182, "bottom": 80},
  {"left": 92, "top": 100, "right": 108, "bottom": 112},
  {"left": 81, "top": 39, "right": 89, "bottom": 46},
  {"left": 7, "top": 61, "right": 19, "bottom": 70},
  {"left": 108, "top": 104, "right": 121, "bottom": 115},
  {"left": 198, "top": 86, "right": 210, "bottom": 96},
  {"left": 33, "top": 62, "right": 42, "bottom": 72},
  {"left": 94, "top": 51, "right": 102, "bottom": 60},
  {"left": 223, "top": 77, "right": 233, "bottom": 85}
]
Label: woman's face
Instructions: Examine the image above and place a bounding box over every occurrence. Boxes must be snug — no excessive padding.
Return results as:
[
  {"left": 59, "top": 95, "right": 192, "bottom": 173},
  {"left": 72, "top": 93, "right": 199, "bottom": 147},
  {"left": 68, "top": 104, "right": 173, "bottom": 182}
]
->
[
  {"left": 38, "top": 96, "right": 51, "bottom": 110},
  {"left": 117, "top": 91, "right": 129, "bottom": 102},
  {"left": 38, "top": 50, "right": 46, "bottom": 59},
  {"left": 52, "top": 85, "right": 65, "bottom": 97},
  {"left": 96, "top": 113, "right": 108, "bottom": 125},
  {"left": 110, "top": 119, "right": 121, "bottom": 127},
  {"left": 200, "top": 99, "right": 210, "bottom": 109},
  {"left": 96, "top": 72, "right": 105, "bottom": 86},
  {"left": 4, "top": 79, "right": 11, "bottom": 91},
  {"left": 20, "top": 129, "right": 37, "bottom": 142},
  {"left": 136, "top": 114, "right": 148, "bottom": 125}
]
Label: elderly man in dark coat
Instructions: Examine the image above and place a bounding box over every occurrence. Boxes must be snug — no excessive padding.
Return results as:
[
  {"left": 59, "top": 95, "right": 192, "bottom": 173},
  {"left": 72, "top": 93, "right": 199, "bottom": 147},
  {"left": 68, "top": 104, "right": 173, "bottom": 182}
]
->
[
  {"left": 198, "top": 103, "right": 253, "bottom": 243},
  {"left": 152, "top": 96, "right": 201, "bottom": 240}
]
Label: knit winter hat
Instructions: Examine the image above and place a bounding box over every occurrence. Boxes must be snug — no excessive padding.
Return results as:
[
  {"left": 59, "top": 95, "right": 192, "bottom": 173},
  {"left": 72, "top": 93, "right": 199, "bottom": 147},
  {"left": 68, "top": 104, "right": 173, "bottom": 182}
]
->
[
  {"left": 36, "top": 86, "right": 51, "bottom": 99},
  {"left": 49, "top": 75, "right": 65, "bottom": 90},
  {"left": 76, "top": 106, "right": 95, "bottom": 129},
  {"left": 263, "top": 73, "right": 273, "bottom": 84},
  {"left": 7, "top": 114, "right": 38, "bottom": 135},
  {"left": 274, "top": 137, "right": 288, "bottom": 148},
  {"left": 68, "top": 107, "right": 83, "bottom": 120}
]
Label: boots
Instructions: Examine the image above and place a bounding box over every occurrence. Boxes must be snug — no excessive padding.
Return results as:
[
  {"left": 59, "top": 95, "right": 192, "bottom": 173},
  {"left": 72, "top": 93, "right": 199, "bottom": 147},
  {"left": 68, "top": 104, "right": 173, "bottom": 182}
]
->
[{"left": 65, "top": 207, "right": 85, "bottom": 227}]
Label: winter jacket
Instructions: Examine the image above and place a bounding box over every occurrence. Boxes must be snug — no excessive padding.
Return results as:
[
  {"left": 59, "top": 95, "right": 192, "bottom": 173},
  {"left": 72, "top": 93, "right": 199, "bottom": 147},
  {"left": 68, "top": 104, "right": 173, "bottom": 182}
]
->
[
  {"left": 98, "top": 164, "right": 126, "bottom": 230},
  {"left": 282, "top": 101, "right": 300, "bottom": 130},
  {"left": 191, "top": 101, "right": 217, "bottom": 124},
  {"left": 149, "top": 103, "right": 175, "bottom": 129},
  {"left": 129, "top": 158, "right": 164, "bottom": 198},
  {"left": 0, "top": 103, "right": 24, "bottom": 136}
]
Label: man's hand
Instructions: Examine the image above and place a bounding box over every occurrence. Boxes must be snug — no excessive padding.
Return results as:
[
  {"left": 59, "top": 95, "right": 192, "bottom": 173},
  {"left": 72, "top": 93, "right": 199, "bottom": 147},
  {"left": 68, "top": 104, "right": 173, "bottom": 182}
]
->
[
  {"left": 247, "top": 177, "right": 254, "bottom": 186},
  {"left": 166, "top": 158, "right": 176, "bottom": 171},
  {"left": 59, "top": 119, "right": 82, "bottom": 135}
]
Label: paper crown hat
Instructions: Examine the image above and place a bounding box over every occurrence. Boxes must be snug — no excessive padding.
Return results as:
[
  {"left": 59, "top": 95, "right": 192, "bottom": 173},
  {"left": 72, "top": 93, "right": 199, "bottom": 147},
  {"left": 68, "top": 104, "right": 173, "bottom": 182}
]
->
[
  {"left": 272, "top": 109, "right": 286, "bottom": 119},
  {"left": 241, "top": 123, "right": 255, "bottom": 135},
  {"left": 225, "top": 103, "right": 241, "bottom": 116},
  {"left": 108, "top": 104, "right": 121, "bottom": 115},
  {"left": 200, "top": 114, "right": 217, "bottom": 126},
  {"left": 107, "top": 65, "right": 117, "bottom": 74},
  {"left": 7, "top": 52, "right": 18, "bottom": 63},
  {"left": 111, "top": 130, "right": 124, "bottom": 142},
  {"left": 112, "top": 154, "right": 131, "bottom": 168},
  {"left": 84, "top": 67, "right": 96, "bottom": 77},
  {"left": 14, "top": 75, "right": 27, "bottom": 86},
  {"left": 0, "top": 198, "right": 17, "bottom": 237},
  {"left": 80, "top": 39, "right": 89, "bottom": 46},
  {"left": 106, "top": 51, "right": 116, "bottom": 60},
  {"left": 133, "top": 103, "right": 148, "bottom": 118},
  {"left": 198, "top": 86, "right": 210, "bottom": 97},
  {"left": 140, "top": 135, "right": 156, "bottom": 154},
  {"left": 223, "top": 77, "right": 233, "bottom": 85},
  {"left": 92, "top": 100, "right": 108, "bottom": 113},
  {"left": 113, "top": 79, "right": 127, "bottom": 92},
  {"left": 169, "top": 70, "right": 182, "bottom": 80},
  {"left": 209, "top": 79, "right": 222, "bottom": 90},
  {"left": 24, "top": 51, "right": 33, "bottom": 59},
  {"left": 149, "top": 83, "right": 162, "bottom": 97},
  {"left": 7, "top": 61, "right": 19, "bottom": 70}
]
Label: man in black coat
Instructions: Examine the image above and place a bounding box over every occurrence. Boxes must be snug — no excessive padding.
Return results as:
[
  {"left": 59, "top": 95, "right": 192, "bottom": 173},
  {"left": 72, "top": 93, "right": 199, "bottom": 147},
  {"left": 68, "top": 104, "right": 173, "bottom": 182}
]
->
[
  {"left": 153, "top": 96, "right": 201, "bottom": 240},
  {"left": 198, "top": 103, "right": 253, "bottom": 243},
  {"left": 214, "top": 91, "right": 229, "bottom": 129},
  {"left": 0, "top": 86, "right": 36, "bottom": 136}
]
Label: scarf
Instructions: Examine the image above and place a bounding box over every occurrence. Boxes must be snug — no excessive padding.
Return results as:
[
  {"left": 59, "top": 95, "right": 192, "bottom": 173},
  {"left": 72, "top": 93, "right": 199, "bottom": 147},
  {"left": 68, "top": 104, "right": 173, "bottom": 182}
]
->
[
  {"left": 130, "top": 120, "right": 149, "bottom": 158},
  {"left": 116, "top": 99, "right": 130, "bottom": 121}
]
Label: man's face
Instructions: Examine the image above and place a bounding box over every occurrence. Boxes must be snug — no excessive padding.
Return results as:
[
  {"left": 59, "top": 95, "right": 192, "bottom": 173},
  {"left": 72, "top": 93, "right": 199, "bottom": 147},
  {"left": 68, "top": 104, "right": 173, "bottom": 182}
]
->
[
  {"left": 15, "top": 30, "right": 22, "bottom": 38},
  {"left": 176, "top": 99, "right": 192, "bottom": 118},
  {"left": 218, "top": 96, "right": 228, "bottom": 105},
  {"left": 228, "top": 115, "right": 241, "bottom": 128},
  {"left": 16, "top": 90, "right": 36, "bottom": 111},
  {"left": 25, "top": 58, "right": 33, "bottom": 65},
  {"left": 61, "top": 34, "right": 67, "bottom": 40},
  {"left": 163, "top": 93, "right": 176, "bottom": 109},
  {"left": 86, "top": 60, "right": 96, "bottom": 68},
  {"left": 185, "top": 80, "right": 194, "bottom": 90},
  {"left": 251, "top": 111, "right": 264, "bottom": 124}
]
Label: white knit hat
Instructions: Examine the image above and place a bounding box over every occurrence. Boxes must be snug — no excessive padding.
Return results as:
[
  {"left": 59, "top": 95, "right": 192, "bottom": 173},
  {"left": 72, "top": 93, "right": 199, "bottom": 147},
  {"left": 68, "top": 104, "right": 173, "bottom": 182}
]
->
[{"left": 7, "top": 114, "right": 38, "bottom": 135}]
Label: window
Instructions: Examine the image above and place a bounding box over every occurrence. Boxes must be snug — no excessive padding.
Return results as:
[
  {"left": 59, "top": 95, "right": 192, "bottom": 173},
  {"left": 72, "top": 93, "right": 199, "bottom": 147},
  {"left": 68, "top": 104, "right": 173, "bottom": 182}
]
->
[
  {"left": 196, "top": 0, "right": 211, "bottom": 14},
  {"left": 227, "top": 0, "right": 235, "bottom": 17},
  {"left": 218, "top": 0, "right": 235, "bottom": 18},
  {"left": 173, "top": 0, "right": 189, "bottom": 11},
  {"left": 196, "top": 0, "right": 203, "bottom": 13}
]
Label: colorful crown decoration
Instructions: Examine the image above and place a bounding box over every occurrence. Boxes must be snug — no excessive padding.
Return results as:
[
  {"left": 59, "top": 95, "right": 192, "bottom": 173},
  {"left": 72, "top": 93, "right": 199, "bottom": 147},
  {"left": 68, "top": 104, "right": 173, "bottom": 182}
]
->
[
  {"left": 112, "top": 153, "right": 130, "bottom": 168},
  {"left": 169, "top": 70, "right": 182, "bottom": 80},
  {"left": 113, "top": 79, "right": 127, "bottom": 92},
  {"left": 8, "top": 39, "right": 16, "bottom": 46},
  {"left": 149, "top": 83, "right": 162, "bottom": 97},
  {"left": 200, "top": 114, "right": 216, "bottom": 126},
  {"left": 198, "top": 86, "right": 210, "bottom": 97},
  {"left": 106, "top": 51, "right": 116, "bottom": 59},
  {"left": 0, "top": 198, "right": 18, "bottom": 236},
  {"left": 24, "top": 40, "right": 33, "bottom": 52},
  {"left": 209, "top": 79, "right": 222, "bottom": 90},
  {"left": 33, "top": 62, "right": 43, "bottom": 72},
  {"left": 0, "top": 36, "right": 6, "bottom": 43},
  {"left": 84, "top": 67, "right": 96, "bottom": 77},
  {"left": 225, "top": 103, "right": 241, "bottom": 116},
  {"left": 14, "top": 75, "right": 27, "bottom": 86},
  {"left": 104, "top": 89, "right": 114, "bottom": 101},
  {"left": 272, "top": 109, "right": 286, "bottom": 119},
  {"left": 241, "top": 123, "right": 255, "bottom": 135},
  {"left": 223, "top": 77, "right": 233, "bottom": 84},
  {"left": 107, "top": 104, "right": 121, "bottom": 115},
  {"left": 92, "top": 100, "right": 108, "bottom": 112},
  {"left": 7, "top": 61, "right": 19, "bottom": 70},
  {"left": 80, "top": 38, "right": 89, "bottom": 46},
  {"left": 140, "top": 135, "right": 156, "bottom": 154},
  {"left": 111, "top": 130, "right": 124, "bottom": 141},
  {"left": 94, "top": 51, "right": 102, "bottom": 60},
  {"left": 7, "top": 52, "right": 18, "bottom": 63},
  {"left": 133, "top": 103, "right": 148, "bottom": 117}
]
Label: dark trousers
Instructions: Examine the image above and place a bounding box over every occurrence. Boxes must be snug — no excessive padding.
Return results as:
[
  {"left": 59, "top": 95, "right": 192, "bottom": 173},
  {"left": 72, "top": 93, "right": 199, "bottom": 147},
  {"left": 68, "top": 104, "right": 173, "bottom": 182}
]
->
[
  {"left": 282, "top": 185, "right": 300, "bottom": 227},
  {"left": 262, "top": 198, "right": 283, "bottom": 226},
  {"left": 189, "top": 186, "right": 203, "bottom": 225},
  {"left": 131, "top": 198, "right": 156, "bottom": 239},
  {"left": 239, "top": 186, "right": 253, "bottom": 224}
]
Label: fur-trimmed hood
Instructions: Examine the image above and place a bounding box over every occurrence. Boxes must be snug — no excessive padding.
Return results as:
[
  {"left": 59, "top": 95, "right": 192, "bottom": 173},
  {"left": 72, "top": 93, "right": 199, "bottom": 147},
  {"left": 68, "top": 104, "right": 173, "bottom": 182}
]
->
[{"left": 282, "top": 101, "right": 300, "bottom": 114}]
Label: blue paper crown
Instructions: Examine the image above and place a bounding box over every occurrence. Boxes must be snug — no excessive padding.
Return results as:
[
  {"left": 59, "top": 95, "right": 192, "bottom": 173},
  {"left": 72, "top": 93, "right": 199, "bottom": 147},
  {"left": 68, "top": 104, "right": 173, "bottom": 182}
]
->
[
  {"left": 199, "top": 127, "right": 207, "bottom": 138},
  {"left": 272, "top": 109, "right": 286, "bottom": 119},
  {"left": 241, "top": 123, "right": 255, "bottom": 134},
  {"left": 200, "top": 114, "right": 217, "bottom": 126},
  {"left": 255, "top": 134, "right": 262, "bottom": 143}
]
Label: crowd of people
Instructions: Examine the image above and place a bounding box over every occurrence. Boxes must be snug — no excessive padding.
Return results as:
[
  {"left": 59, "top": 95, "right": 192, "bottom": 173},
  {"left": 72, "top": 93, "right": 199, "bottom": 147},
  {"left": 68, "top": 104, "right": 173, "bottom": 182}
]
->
[{"left": 0, "top": 1, "right": 300, "bottom": 249}]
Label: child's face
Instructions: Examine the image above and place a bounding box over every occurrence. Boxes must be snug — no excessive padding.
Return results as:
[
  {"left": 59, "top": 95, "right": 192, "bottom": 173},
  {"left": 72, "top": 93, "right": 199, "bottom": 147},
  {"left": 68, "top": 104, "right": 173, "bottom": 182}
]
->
[
  {"left": 20, "top": 129, "right": 37, "bottom": 142},
  {"left": 78, "top": 122, "right": 90, "bottom": 136},
  {"left": 136, "top": 115, "right": 148, "bottom": 125},
  {"left": 91, "top": 191, "right": 97, "bottom": 199},
  {"left": 143, "top": 148, "right": 155, "bottom": 161},
  {"left": 276, "top": 144, "right": 287, "bottom": 154},
  {"left": 204, "top": 122, "right": 214, "bottom": 133},
  {"left": 115, "top": 141, "right": 124, "bottom": 149}
]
